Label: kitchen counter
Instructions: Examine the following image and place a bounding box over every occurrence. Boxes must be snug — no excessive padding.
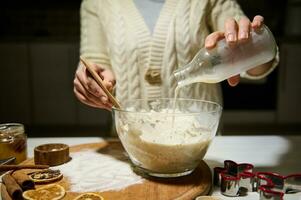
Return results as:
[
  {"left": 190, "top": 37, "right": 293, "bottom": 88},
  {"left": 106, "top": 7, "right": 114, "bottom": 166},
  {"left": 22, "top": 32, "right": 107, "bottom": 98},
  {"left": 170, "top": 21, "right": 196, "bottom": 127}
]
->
[{"left": 23, "top": 135, "right": 301, "bottom": 199}]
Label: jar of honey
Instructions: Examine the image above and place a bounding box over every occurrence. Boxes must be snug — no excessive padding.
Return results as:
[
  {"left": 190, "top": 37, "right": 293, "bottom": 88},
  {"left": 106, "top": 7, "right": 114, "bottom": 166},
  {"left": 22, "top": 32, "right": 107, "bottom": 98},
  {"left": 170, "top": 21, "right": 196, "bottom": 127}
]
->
[{"left": 0, "top": 123, "right": 27, "bottom": 164}]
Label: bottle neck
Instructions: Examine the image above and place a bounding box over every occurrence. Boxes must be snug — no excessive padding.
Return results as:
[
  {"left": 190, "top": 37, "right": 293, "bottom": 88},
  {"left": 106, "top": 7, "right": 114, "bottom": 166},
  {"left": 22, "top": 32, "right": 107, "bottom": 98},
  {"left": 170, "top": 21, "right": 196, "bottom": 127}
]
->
[{"left": 173, "top": 65, "right": 191, "bottom": 87}]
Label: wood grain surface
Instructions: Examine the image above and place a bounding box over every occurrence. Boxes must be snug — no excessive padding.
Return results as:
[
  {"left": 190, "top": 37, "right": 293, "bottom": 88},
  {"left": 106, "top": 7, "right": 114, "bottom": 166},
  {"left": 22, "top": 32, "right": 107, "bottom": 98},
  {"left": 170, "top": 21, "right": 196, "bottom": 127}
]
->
[{"left": 20, "top": 141, "right": 212, "bottom": 200}]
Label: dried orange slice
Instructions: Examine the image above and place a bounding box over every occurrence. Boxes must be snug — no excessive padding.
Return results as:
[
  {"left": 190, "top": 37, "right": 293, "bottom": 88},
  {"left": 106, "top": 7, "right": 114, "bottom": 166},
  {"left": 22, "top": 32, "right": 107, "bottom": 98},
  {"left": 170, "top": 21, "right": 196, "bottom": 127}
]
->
[
  {"left": 74, "top": 193, "right": 105, "bottom": 200},
  {"left": 22, "top": 184, "right": 65, "bottom": 200},
  {"left": 28, "top": 169, "right": 63, "bottom": 183}
]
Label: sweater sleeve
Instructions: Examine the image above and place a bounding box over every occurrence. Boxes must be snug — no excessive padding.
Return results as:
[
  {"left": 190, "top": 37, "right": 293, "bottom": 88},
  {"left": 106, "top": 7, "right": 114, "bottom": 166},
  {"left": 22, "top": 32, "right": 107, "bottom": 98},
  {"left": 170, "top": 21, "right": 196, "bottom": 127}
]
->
[{"left": 80, "top": 0, "right": 111, "bottom": 69}]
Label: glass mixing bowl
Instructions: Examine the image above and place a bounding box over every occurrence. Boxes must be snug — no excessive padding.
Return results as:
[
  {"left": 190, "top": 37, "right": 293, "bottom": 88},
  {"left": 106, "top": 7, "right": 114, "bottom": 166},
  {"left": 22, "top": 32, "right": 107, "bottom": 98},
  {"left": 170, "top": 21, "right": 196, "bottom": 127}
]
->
[{"left": 113, "top": 98, "right": 222, "bottom": 177}]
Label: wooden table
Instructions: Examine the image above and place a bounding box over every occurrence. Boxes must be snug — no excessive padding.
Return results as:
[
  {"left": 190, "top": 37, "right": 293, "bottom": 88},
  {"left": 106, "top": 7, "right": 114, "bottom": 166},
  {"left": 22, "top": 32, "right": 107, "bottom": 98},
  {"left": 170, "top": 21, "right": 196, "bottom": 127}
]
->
[{"left": 22, "top": 135, "right": 301, "bottom": 200}]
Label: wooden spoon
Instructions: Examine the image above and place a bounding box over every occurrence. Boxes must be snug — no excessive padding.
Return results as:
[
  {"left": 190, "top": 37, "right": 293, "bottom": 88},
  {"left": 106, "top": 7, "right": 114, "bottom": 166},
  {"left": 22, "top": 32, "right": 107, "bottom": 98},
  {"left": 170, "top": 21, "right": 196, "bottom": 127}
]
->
[{"left": 80, "top": 57, "right": 121, "bottom": 109}]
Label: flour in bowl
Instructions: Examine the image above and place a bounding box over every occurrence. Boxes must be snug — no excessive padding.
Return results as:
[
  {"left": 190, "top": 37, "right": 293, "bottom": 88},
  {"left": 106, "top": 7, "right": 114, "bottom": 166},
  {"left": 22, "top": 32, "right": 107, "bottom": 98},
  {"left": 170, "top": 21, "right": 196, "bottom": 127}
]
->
[{"left": 116, "top": 108, "right": 215, "bottom": 174}]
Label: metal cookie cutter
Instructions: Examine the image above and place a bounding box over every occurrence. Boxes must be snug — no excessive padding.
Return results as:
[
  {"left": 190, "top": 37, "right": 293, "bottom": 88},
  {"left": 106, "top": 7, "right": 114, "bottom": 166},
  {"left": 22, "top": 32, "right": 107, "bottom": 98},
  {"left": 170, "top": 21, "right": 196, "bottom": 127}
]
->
[
  {"left": 214, "top": 160, "right": 256, "bottom": 197},
  {"left": 214, "top": 160, "right": 301, "bottom": 200},
  {"left": 257, "top": 172, "right": 301, "bottom": 200}
]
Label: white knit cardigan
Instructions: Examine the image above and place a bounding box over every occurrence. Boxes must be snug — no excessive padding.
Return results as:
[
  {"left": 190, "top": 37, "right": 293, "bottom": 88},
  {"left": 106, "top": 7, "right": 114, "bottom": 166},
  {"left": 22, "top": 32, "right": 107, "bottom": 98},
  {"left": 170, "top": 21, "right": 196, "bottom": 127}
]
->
[{"left": 80, "top": 0, "right": 276, "bottom": 105}]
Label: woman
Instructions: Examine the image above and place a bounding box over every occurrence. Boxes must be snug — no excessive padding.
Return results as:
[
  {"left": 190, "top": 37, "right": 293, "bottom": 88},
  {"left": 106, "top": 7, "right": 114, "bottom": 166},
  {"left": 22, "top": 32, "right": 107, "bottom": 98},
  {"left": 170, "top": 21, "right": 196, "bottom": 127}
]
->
[{"left": 73, "top": 0, "right": 278, "bottom": 110}]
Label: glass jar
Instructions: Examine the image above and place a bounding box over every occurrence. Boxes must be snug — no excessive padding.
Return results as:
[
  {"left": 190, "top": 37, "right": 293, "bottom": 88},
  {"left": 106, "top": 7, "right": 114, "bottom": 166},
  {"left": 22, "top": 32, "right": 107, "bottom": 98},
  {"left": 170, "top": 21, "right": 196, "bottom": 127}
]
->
[{"left": 0, "top": 123, "right": 27, "bottom": 164}]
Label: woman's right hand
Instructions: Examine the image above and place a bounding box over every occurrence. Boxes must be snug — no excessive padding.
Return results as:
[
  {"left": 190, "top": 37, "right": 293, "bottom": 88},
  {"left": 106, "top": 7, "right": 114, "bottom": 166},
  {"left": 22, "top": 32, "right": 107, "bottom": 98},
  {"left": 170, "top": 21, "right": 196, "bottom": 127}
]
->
[{"left": 73, "top": 61, "right": 116, "bottom": 110}]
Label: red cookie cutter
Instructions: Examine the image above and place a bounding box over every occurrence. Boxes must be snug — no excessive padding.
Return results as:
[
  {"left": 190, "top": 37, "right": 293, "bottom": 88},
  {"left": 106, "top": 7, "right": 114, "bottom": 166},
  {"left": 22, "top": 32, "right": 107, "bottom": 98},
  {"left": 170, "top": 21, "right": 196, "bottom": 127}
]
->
[
  {"left": 257, "top": 172, "right": 301, "bottom": 200},
  {"left": 214, "top": 160, "right": 256, "bottom": 196},
  {"left": 214, "top": 160, "right": 301, "bottom": 200}
]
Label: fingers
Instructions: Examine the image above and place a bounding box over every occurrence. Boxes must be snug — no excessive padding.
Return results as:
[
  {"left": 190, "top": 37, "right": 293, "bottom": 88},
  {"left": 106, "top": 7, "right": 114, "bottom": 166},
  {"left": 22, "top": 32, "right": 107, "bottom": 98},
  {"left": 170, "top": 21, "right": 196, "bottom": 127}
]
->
[
  {"left": 224, "top": 18, "right": 238, "bottom": 44},
  {"left": 227, "top": 75, "right": 240, "bottom": 87},
  {"left": 100, "top": 69, "right": 116, "bottom": 92},
  {"left": 238, "top": 17, "right": 250, "bottom": 41},
  {"left": 205, "top": 32, "right": 225, "bottom": 49},
  {"left": 213, "top": 18, "right": 241, "bottom": 86},
  {"left": 76, "top": 63, "right": 110, "bottom": 99},
  {"left": 251, "top": 15, "right": 264, "bottom": 29},
  {"left": 74, "top": 78, "right": 102, "bottom": 106},
  {"left": 77, "top": 64, "right": 103, "bottom": 98},
  {"left": 74, "top": 86, "right": 112, "bottom": 110},
  {"left": 225, "top": 16, "right": 263, "bottom": 44},
  {"left": 74, "top": 66, "right": 113, "bottom": 110},
  {"left": 223, "top": 18, "right": 241, "bottom": 86},
  {"left": 204, "top": 17, "right": 251, "bottom": 49},
  {"left": 73, "top": 83, "right": 112, "bottom": 110}
]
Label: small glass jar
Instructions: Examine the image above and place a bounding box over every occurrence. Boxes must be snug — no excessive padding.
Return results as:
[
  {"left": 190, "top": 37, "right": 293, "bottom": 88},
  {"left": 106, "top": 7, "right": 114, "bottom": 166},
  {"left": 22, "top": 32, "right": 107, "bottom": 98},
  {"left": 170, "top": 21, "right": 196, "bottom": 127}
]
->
[{"left": 0, "top": 123, "right": 27, "bottom": 164}]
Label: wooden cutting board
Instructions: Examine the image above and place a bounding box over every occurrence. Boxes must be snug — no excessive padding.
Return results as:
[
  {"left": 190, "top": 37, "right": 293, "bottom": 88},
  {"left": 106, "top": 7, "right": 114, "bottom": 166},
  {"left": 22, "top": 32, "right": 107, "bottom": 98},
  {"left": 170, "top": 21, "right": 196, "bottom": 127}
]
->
[{"left": 21, "top": 140, "right": 212, "bottom": 200}]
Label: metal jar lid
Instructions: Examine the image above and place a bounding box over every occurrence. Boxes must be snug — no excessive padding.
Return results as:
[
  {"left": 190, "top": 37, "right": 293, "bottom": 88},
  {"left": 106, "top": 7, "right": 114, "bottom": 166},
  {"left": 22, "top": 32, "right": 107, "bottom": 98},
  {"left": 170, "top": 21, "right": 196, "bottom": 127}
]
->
[{"left": 0, "top": 123, "right": 25, "bottom": 143}]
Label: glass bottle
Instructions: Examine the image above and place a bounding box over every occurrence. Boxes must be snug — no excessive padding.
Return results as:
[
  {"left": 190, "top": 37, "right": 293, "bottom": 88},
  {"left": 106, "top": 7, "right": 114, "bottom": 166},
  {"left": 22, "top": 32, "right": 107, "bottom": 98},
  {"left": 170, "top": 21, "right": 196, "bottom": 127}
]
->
[
  {"left": 0, "top": 123, "right": 27, "bottom": 164},
  {"left": 173, "top": 25, "right": 277, "bottom": 87}
]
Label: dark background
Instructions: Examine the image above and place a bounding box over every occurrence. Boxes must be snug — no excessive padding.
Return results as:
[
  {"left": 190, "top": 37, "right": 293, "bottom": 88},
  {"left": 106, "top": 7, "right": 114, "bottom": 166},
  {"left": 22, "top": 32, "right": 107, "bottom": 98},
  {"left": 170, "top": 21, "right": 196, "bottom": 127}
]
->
[{"left": 0, "top": 0, "right": 301, "bottom": 136}]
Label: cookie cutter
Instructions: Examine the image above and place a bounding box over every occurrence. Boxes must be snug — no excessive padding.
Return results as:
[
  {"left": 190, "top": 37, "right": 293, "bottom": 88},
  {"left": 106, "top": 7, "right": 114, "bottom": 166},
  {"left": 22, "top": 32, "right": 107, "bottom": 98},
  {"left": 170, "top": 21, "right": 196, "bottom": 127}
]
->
[
  {"left": 214, "top": 160, "right": 256, "bottom": 196},
  {"left": 214, "top": 160, "right": 301, "bottom": 200},
  {"left": 257, "top": 172, "right": 301, "bottom": 200}
]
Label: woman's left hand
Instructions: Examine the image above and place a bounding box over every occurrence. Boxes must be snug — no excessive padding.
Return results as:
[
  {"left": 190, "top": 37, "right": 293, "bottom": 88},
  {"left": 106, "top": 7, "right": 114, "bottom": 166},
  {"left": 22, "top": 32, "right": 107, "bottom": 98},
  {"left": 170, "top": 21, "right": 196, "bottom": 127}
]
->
[{"left": 205, "top": 15, "right": 265, "bottom": 86}]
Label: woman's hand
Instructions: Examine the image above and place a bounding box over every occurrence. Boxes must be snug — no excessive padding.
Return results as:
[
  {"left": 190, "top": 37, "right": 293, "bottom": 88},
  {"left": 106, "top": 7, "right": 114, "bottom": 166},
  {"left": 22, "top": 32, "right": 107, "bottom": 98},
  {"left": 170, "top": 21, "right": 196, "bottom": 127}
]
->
[
  {"left": 205, "top": 15, "right": 268, "bottom": 86},
  {"left": 73, "top": 62, "right": 116, "bottom": 110}
]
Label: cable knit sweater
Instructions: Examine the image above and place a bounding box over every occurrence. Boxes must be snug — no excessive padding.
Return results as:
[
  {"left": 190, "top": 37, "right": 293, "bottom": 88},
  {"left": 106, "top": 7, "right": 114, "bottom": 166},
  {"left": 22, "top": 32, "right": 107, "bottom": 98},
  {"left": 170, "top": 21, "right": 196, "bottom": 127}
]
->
[{"left": 80, "top": 0, "right": 277, "bottom": 105}]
